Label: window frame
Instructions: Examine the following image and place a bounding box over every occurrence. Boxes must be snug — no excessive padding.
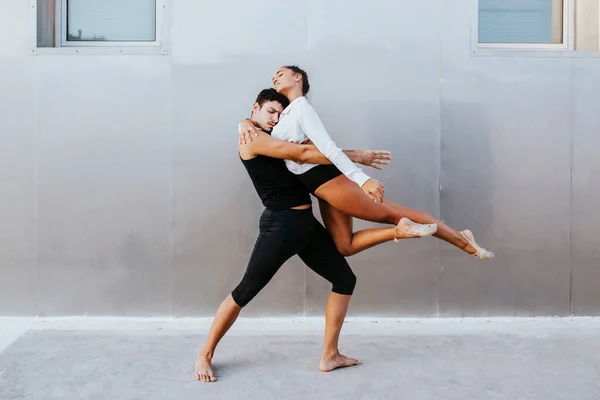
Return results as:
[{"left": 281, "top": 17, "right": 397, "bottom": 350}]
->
[
  {"left": 31, "top": 0, "right": 169, "bottom": 55},
  {"left": 469, "top": 0, "right": 600, "bottom": 57}
]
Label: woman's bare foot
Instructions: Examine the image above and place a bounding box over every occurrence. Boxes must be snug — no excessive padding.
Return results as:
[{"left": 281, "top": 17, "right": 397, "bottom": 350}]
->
[
  {"left": 395, "top": 217, "right": 437, "bottom": 241},
  {"left": 319, "top": 352, "right": 361, "bottom": 372},
  {"left": 195, "top": 354, "right": 217, "bottom": 382},
  {"left": 461, "top": 229, "right": 494, "bottom": 259}
]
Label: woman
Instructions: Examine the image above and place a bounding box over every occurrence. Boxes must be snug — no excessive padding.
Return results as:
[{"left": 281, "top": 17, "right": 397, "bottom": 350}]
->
[{"left": 240, "top": 66, "right": 494, "bottom": 259}]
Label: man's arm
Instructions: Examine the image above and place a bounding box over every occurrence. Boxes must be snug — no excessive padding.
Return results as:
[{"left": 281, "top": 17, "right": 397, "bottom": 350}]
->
[
  {"left": 301, "top": 146, "right": 391, "bottom": 170},
  {"left": 244, "top": 131, "right": 391, "bottom": 169},
  {"left": 244, "top": 131, "right": 325, "bottom": 163}
]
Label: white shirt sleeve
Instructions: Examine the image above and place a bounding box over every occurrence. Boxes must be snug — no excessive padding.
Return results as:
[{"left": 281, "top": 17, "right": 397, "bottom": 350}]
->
[{"left": 297, "top": 102, "right": 370, "bottom": 187}]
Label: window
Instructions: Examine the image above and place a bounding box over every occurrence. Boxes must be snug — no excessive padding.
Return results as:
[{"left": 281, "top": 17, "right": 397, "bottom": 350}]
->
[
  {"left": 475, "top": 0, "right": 600, "bottom": 52},
  {"left": 479, "top": 0, "right": 565, "bottom": 45},
  {"left": 33, "top": 0, "right": 168, "bottom": 54},
  {"left": 66, "top": 0, "right": 156, "bottom": 43}
]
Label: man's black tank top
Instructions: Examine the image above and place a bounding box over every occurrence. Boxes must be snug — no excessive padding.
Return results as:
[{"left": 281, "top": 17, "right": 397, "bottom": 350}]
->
[{"left": 240, "top": 155, "right": 311, "bottom": 210}]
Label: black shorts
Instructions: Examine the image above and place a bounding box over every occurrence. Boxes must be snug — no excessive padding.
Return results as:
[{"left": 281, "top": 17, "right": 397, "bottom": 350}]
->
[
  {"left": 231, "top": 207, "right": 356, "bottom": 307},
  {"left": 298, "top": 165, "right": 343, "bottom": 195}
]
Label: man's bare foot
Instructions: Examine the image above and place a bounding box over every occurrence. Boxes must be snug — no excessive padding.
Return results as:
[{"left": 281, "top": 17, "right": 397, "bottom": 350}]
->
[
  {"left": 195, "top": 354, "right": 217, "bottom": 382},
  {"left": 395, "top": 217, "right": 437, "bottom": 241},
  {"left": 319, "top": 352, "right": 361, "bottom": 372}
]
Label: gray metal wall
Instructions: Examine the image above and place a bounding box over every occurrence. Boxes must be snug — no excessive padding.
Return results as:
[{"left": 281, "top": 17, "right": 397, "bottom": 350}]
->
[{"left": 1, "top": 0, "right": 598, "bottom": 317}]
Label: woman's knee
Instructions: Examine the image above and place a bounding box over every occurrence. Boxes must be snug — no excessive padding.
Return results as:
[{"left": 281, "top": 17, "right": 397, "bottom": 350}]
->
[
  {"left": 338, "top": 247, "right": 356, "bottom": 257},
  {"left": 335, "top": 242, "right": 357, "bottom": 257}
]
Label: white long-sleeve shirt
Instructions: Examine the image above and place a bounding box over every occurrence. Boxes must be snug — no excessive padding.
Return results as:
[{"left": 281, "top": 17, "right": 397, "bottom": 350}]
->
[{"left": 271, "top": 96, "right": 370, "bottom": 187}]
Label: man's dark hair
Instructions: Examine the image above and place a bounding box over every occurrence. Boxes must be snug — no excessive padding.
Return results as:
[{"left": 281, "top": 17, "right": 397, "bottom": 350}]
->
[
  {"left": 284, "top": 65, "right": 310, "bottom": 96},
  {"left": 255, "top": 88, "right": 290, "bottom": 109}
]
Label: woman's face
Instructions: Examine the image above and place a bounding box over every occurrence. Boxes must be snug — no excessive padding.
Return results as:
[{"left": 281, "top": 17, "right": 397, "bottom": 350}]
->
[{"left": 272, "top": 67, "right": 299, "bottom": 93}]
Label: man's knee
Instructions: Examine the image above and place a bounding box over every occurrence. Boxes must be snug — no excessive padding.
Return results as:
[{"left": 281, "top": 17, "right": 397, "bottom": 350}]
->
[
  {"left": 231, "top": 279, "right": 265, "bottom": 308},
  {"left": 332, "top": 269, "right": 357, "bottom": 295},
  {"left": 230, "top": 289, "right": 249, "bottom": 308}
]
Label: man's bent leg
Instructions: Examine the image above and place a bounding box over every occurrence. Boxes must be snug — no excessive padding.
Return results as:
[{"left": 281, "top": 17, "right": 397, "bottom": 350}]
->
[
  {"left": 195, "top": 295, "right": 241, "bottom": 382},
  {"left": 320, "top": 292, "right": 360, "bottom": 372},
  {"left": 194, "top": 208, "right": 307, "bottom": 382},
  {"left": 298, "top": 218, "right": 360, "bottom": 372}
]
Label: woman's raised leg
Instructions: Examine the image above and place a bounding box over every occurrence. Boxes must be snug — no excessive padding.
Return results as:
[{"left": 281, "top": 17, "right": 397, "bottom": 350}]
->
[
  {"left": 314, "top": 175, "right": 493, "bottom": 258},
  {"left": 317, "top": 199, "right": 434, "bottom": 257}
]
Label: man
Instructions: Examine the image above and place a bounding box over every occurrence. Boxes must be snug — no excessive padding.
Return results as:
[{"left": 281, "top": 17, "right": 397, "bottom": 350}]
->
[{"left": 194, "top": 89, "right": 388, "bottom": 382}]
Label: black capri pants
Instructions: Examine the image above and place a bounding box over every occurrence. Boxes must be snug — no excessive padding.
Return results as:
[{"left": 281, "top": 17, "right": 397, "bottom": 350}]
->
[{"left": 231, "top": 208, "right": 356, "bottom": 308}]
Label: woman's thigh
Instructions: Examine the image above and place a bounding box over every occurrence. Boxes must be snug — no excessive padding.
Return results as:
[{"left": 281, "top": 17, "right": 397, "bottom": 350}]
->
[{"left": 314, "top": 175, "right": 398, "bottom": 225}]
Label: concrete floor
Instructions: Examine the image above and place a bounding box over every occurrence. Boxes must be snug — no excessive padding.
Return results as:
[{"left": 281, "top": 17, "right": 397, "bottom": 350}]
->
[{"left": 1, "top": 318, "right": 599, "bottom": 400}]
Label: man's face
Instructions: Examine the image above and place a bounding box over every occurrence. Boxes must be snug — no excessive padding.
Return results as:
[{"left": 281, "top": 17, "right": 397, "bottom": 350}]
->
[{"left": 252, "top": 100, "right": 284, "bottom": 132}]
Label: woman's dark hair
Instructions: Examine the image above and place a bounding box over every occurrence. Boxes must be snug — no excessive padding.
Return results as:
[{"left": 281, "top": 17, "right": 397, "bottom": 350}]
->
[{"left": 284, "top": 65, "right": 310, "bottom": 96}]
